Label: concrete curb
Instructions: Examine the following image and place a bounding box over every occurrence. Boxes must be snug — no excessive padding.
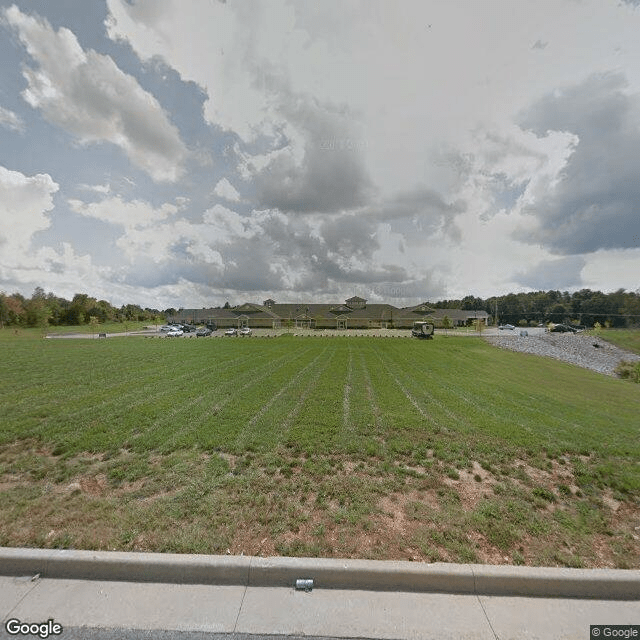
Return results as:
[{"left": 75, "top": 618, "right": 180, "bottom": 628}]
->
[{"left": 1, "top": 547, "right": 638, "bottom": 600}]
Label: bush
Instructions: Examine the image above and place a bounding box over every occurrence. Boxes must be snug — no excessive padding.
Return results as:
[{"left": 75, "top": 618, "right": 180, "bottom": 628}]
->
[{"left": 615, "top": 360, "right": 640, "bottom": 383}]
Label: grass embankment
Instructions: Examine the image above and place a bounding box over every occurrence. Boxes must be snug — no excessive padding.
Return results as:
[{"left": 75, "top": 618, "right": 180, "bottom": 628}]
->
[
  {"left": 1, "top": 330, "right": 638, "bottom": 568},
  {"left": 594, "top": 328, "right": 640, "bottom": 355}
]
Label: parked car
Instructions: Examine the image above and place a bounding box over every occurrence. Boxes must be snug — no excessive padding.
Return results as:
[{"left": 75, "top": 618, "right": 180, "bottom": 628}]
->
[
  {"left": 498, "top": 324, "right": 515, "bottom": 330},
  {"left": 166, "top": 328, "right": 184, "bottom": 337},
  {"left": 181, "top": 324, "right": 196, "bottom": 333},
  {"left": 196, "top": 327, "right": 212, "bottom": 337},
  {"left": 160, "top": 325, "right": 174, "bottom": 332},
  {"left": 549, "top": 324, "right": 577, "bottom": 333},
  {"left": 239, "top": 327, "right": 252, "bottom": 336},
  {"left": 225, "top": 328, "right": 237, "bottom": 336}
]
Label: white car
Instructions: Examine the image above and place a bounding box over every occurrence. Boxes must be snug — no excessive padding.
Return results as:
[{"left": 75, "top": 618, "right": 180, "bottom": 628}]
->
[
  {"left": 166, "top": 328, "right": 184, "bottom": 337},
  {"left": 225, "top": 328, "right": 237, "bottom": 336},
  {"left": 498, "top": 324, "right": 515, "bottom": 330},
  {"left": 239, "top": 327, "right": 252, "bottom": 336}
]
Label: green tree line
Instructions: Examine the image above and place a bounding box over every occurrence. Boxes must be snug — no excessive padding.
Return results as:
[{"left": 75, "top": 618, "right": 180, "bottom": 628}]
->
[
  {"left": 2, "top": 286, "right": 639, "bottom": 330},
  {"left": 428, "top": 288, "right": 640, "bottom": 328},
  {"left": 0, "top": 287, "right": 164, "bottom": 329}
]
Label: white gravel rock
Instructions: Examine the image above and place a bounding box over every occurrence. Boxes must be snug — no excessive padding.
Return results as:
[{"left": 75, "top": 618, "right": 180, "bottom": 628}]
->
[{"left": 484, "top": 332, "right": 640, "bottom": 376}]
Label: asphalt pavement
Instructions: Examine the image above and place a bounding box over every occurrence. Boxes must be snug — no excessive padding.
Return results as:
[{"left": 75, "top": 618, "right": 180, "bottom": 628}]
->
[{"left": 1, "top": 549, "right": 639, "bottom": 640}]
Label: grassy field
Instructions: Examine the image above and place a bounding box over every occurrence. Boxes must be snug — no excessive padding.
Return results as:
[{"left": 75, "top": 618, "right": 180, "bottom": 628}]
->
[
  {"left": 1, "top": 328, "right": 639, "bottom": 568},
  {"left": 46, "top": 320, "right": 156, "bottom": 335},
  {"left": 595, "top": 328, "right": 640, "bottom": 355}
]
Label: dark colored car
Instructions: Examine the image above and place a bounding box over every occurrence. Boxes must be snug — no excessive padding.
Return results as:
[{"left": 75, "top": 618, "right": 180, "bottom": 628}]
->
[
  {"left": 550, "top": 324, "right": 577, "bottom": 333},
  {"left": 196, "top": 327, "right": 212, "bottom": 337},
  {"left": 181, "top": 324, "right": 196, "bottom": 333}
]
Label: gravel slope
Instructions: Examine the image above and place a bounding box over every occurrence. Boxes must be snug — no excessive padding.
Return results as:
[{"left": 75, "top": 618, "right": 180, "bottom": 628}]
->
[{"left": 484, "top": 332, "right": 640, "bottom": 376}]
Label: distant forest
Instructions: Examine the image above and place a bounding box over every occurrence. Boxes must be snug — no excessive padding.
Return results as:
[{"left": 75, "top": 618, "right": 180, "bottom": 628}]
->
[
  {"left": 429, "top": 289, "right": 640, "bottom": 328},
  {"left": 0, "top": 287, "right": 163, "bottom": 329},
  {"left": 1, "top": 286, "right": 640, "bottom": 329}
]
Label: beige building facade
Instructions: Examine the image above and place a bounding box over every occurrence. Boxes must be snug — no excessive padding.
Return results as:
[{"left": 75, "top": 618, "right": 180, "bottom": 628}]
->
[{"left": 171, "top": 298, "right": 490, "bottom": 330}]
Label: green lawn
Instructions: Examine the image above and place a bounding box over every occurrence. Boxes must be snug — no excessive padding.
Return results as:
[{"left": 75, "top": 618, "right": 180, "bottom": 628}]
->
[
  {"left": 595, "top": 328, "right": 640, "bottom": 355},
  {"left": 46, "top": 320, "right": 157, "bottom": 335},
  {"left": 1, "top": 331, "right": 638, "bottom": 567}
]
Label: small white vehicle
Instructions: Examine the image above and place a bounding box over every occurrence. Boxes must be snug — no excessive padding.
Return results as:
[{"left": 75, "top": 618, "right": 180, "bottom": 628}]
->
[
  {"left": 239, "top": 327, "right": 252, "bottom": 336},
  {"left": 166, "top": 328, "right": 184, "bottom": 337},
  {"left": 225, "top": 328, "right": 238, "bottom": 336}
]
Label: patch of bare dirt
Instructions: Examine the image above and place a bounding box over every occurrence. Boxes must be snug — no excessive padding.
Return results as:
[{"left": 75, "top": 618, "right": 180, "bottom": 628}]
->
[
  {"left": 342, "top": 460, "right": 358, "bottom": 474},
  {"left": 513, "top": 458, "right": 580, "bottom": 495},
  {"left": 79, "top": 474, "right": 108, "bottom": 496},
  {"left": 467, "top": 531, "right": 511, "bottom": 564},
  {"left": 229, "top": 527, "right": 277, "bottom": 557},
  {"left": 377, "top": 495, "right": 410, "bottom": 535},
  {"left": 442, "top": 461, "right": 497, "bottom": 509},
  {"left": 0, "top": 478, "right": 22, "bottom": 492},
  {"left": 601, "top": 490, "right": 622, "bottom": 513}
]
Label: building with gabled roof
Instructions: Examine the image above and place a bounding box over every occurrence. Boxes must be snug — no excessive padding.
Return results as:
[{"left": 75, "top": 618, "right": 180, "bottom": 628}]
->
[
  {"left": 426, "top": 308, "right": 489, "bottom": 327},
  {"left": 170, "top": 297, "right": 490, "bottom": 330},
  {"left": 345, "top": 295, "right": 367, "bottom": 309},
  {"left": 173, "top": 302, "right": 282, "bottom": 329}
]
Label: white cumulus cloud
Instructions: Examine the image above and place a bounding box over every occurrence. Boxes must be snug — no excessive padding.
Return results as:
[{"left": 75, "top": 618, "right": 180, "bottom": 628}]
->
[
  {"left": 213, "top": 178, "right": 241, "bottom": 202},
  {"left": 3, "top": 5, "right": 188, "bottom": 182},
  {"left": 68, "top": 196, "right": 177, "bottom": 230},
  {"left": 0, "top": 164, "right": 58, "bottom": 257}
]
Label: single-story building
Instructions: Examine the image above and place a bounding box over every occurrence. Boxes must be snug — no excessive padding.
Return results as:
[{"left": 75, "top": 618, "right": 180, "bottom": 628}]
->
[{"left": 169, "top": 298, "right": 490, "bottom": 330}]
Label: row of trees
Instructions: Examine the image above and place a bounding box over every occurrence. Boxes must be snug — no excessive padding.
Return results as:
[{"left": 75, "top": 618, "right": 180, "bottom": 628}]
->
[
  {"left": 0, "top": 288, "right": 164, "bottom": 329},
  {"left": 2, "top": 286, "right": 640, "bottom": 330},
  {"left": 429, "top": 289, "right": 640, "bottom": 328}
]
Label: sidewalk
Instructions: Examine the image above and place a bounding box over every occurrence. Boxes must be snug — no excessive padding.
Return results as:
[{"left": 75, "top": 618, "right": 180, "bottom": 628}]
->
[{"left": 2, "top": 548, "right": 639, "bottom": 640}]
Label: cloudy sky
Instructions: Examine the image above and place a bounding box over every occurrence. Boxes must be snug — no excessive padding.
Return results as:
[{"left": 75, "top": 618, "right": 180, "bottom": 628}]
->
[{"left": 1, "top": 0, "right": 640, "bottom": 309}]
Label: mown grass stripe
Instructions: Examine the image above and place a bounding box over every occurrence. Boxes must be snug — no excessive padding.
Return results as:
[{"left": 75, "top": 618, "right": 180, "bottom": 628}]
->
[
  {"left": 342, "top": 344, "right": 353, "bottom": 433},
  {"left": 278, "top": 346, "right": 336, "bottom": 444},
  {"left": 14, "top": 346, "right": 263, "bottom": 450},
  {"left": 368, "top": 342, "right": 443, "bottom": 429},
  {"left": 232, "top": 346, "right": 329, "bottom": 451},
  {"left": 143, "top": 343, "right": 318, "bottom": 453}
]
